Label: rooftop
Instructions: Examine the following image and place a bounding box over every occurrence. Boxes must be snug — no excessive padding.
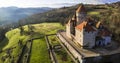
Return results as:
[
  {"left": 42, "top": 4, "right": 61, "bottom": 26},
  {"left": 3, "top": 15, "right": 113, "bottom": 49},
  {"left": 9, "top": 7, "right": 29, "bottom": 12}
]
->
[
  {"left": 75, "top": 21, "right": 96, "bottom": 32},
  {"left": 75, "top": 21, "right": 87, "bottom": 31}
]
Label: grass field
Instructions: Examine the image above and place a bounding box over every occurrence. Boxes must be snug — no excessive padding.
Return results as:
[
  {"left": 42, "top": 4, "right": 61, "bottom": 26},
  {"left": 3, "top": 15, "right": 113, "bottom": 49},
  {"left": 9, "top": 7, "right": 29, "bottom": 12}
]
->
[
  {"left": 0, "top": 28, "right": 30, "bottom": 63},
  {"left": 48, "top": 35, "right": 73, "bottom": 63},
  {"left": 30, "top": 39, "right": 50, "bottom": 63},
  {"left": 0, "top": 23, "right": 64, "bottom": 63},
  {"left": 88, "top": 11, "right": 100, "bottom": 15},
  {"left": 29, "top": 23, "right": 63, "bottom": 63}
]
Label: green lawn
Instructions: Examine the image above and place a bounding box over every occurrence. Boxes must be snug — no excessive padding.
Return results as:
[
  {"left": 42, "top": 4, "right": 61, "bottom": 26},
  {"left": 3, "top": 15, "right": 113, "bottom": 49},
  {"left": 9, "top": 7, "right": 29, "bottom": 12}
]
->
[
  {"left": 30, "top": 39, "right": 50, "bottom": 63},
  {"left": 48, "top": 35, "right": 73, "bottom": 63}
]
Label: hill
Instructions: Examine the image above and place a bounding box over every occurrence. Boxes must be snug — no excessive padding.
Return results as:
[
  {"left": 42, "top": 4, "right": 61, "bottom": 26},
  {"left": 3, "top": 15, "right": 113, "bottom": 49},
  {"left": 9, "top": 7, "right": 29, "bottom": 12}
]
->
[
  {"left": 22, "top": 2, "right": 120, "bottom": 42},
  {"left": 0, "top": 7, "right": 52, "bottom": 25},
  {"left": 21, "top": 4, "right": 108, "bottom": 25}
]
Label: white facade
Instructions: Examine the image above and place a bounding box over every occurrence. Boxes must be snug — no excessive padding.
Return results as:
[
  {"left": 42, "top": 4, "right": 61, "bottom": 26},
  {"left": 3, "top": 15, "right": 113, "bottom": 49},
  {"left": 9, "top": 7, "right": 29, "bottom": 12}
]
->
[
  {"left": 102, "top": 36, "right": 111, "bottom": 45},
  {"left": 66, "top": 24, "right": 71, "bottom": 38},
  {"left": 83, "top": 31, "right": 96, "bottom": 48},
  {"left": 75, "top": 29, "right": 83, "bottom": 46},
  {"left": 75, "top": 28, "right": 96, "bottom": 48}
]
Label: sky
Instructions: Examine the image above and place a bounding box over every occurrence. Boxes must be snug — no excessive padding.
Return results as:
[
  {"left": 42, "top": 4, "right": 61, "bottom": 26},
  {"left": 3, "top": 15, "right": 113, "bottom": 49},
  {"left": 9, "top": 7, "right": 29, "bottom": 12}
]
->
[{"left": 0, "top": 0, "right": 120, "bottom": 8}]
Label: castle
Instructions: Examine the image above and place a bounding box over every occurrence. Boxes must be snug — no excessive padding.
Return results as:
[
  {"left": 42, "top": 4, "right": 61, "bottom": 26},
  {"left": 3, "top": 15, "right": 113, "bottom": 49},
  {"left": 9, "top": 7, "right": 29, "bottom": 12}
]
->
[
  {"left": 66, "top": 5, "right": 112, "bottom": 48},
  {"left": 57, "top": 4, "right": 120, "bottom": 63}
]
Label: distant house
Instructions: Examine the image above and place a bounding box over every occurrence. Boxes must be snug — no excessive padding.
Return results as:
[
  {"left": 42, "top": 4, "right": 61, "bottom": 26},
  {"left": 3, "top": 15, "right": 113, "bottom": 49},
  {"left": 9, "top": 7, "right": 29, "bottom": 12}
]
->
[{"left": 66, "top": 5, "right": 112, "bottom": 48}]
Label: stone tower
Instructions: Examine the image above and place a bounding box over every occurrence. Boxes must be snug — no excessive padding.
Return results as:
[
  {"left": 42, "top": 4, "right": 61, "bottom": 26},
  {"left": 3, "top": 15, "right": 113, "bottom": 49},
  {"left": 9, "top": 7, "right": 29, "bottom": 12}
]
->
[{"left": 76, "top": 5, "right": 87, "bottom": 25}]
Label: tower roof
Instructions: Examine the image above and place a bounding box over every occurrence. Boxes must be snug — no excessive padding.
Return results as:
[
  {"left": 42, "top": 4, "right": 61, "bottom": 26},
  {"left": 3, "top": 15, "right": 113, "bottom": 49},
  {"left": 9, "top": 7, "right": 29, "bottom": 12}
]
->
[
  {"left": 76, "top": 4, "right": 86, "bottom": 13},
  {"left": 75, "top": 21, "right": 87, "bottom": 31},
  {"left": 75, "top": 21, "right": 96, "bottom": 32}
]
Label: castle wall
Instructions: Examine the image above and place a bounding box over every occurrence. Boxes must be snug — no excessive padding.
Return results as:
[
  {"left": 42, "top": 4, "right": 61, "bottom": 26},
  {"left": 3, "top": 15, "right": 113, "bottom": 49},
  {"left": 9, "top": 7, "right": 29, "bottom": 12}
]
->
[
  {"left": 75, "top": 29, "right": 83, "bottom": 46},
  {"left": 83, "top": 31, "right": 96, "bottom": 48},
  {"left": 66, "top": 24, "right": 71, "bottom": 38},
  {"left": 102, "top": 36, "right": 111, "bottom": 45},
  {"left": 75, "top": 28, "right": 96, "bottom": 48},
  {"left": 57, "top": 33, "right": 85, "bottom": 63}
]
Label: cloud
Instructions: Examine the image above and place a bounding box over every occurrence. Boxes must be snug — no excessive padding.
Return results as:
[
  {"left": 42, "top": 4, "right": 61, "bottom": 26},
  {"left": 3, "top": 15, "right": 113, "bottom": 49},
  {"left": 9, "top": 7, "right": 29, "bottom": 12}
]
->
[
  {"left": 38, "top": 3, "right": 78, "bottom": 8},
  {"left": 94, "top": 0, "right": 120, "bottom": 3},
  {"left": 52, "top": 3, "right": 77, "bottom": 5},
  {"left": 0, "top": 0, "right": 119, "bottom": 8}
]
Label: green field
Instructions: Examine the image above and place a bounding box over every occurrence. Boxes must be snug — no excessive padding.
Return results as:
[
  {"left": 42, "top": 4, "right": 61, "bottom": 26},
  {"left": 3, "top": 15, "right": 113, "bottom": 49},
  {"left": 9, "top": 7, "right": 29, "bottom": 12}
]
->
[
  {"left": 29, "top": 23, "right": 63, "bottom": 63},
  {"left": 88, "top": 11, "right": 100, "bottom": 15},
  {"left": 48, "top": 35, "right": 73, "bottom": 63},
  {"left": 0, "top": 23, "right": 64, "bottom": 63},
  {"left": 0, "top": 28, "right": 30, "bottom": 63},
  {"left": 30, "top": 39, "right": 50, "bottom": 63}
]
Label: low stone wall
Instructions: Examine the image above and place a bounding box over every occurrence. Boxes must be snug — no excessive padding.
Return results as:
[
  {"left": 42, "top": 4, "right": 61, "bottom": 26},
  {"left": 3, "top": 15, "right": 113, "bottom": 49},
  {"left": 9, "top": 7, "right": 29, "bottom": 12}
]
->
[
  {"left": 57, "top": 33, "right": 84, "bottom": 63},
  {"left": 45, "top": 35, "right": 58, "bottom": 63},
  {"left": 56, "top": 34, "right": 79, "bottom": 63}
]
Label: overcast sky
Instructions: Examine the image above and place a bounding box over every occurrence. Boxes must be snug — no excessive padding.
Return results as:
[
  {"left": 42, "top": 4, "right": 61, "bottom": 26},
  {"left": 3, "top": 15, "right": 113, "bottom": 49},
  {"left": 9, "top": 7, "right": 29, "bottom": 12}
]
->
[{"left": 0, "top": 0, "right": 120, "bottom": 8}]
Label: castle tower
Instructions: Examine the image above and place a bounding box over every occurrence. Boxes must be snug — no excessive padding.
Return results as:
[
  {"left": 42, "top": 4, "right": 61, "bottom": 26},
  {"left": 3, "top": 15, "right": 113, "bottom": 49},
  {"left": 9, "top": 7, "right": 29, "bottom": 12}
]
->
[
  {"left": 66, "top": 19, "right": 74, "bottom": 38},
  {"left": 75, "top": 20, "right": 97, "bottom": 48},
  {"left": 76, "top": 5, "right": 87, "bottom": 25},
  {"left": 66, "top": 16, "right": 77, "bottom": 38}
]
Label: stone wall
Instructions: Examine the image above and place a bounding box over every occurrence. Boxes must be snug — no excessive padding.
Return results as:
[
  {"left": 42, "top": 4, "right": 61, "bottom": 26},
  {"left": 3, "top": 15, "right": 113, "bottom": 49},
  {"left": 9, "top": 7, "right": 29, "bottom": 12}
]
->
[
  {"left": 57, "top": 33, "right": 84, "bottom": 63},
  {"left": 75, "top": 29, "right": 96, "bottom": 48},
  {"left": 66, "top": 24, "right": 71, "bottom": 38},
  {"left": 75, "top": 29, "right": 83, "bottom": 46},
  {"left": 83, "top": 31, "right": 96, "bottom": 48}
]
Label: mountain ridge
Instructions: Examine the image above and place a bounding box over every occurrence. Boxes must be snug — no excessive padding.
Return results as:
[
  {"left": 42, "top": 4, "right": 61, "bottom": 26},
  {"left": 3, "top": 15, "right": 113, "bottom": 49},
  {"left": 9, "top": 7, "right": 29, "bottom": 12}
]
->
[{"left": 0, "top": 7, "right": 52, "bottom": 25}]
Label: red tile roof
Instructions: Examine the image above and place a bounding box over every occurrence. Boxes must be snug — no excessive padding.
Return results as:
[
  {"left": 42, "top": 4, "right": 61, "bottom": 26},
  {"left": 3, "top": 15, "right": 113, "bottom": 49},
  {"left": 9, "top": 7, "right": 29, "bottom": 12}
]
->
[
  {"left": 75, "top": 21, "right": 87, "bottom": 31},
  {"left": 85, "top": 25, "right": 96, "bottom": 32},
  {"left": 75, "top": 21, "right": 96, "bottom": 32}
]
